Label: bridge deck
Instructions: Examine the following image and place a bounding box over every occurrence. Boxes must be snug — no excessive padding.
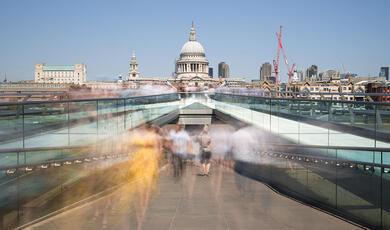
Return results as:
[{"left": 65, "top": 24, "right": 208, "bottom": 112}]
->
[{"left": 25, "top": 164, "right": 359, "bottom": 230}]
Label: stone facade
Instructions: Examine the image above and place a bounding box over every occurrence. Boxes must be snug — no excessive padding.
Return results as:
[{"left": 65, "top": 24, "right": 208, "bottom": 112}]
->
[{"left": 35, "top": 63, "right": 87, "bottom": 84}]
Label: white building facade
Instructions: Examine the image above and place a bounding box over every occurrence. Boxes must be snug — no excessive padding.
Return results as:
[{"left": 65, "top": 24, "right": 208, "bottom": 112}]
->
[
  {"left": 175, "top": 22, "right": 210, "bottom": 80},
  {"left": 35, "top": 64, "right": 87, "bottom": 84}
]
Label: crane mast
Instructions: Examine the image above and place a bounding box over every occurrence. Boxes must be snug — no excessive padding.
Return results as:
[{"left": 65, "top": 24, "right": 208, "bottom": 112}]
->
[
  {"left": 273, "top": 26, "right": 282, "bottom": 84},
  {"left": 273, "top": 26, "right": 296, "bottom": 83}
]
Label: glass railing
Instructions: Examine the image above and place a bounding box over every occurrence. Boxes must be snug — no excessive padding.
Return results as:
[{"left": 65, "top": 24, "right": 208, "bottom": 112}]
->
[
  {"left": 0, "top": 93, "right": 180, "bottom": 228},
  {"left": 212, "top": 93, "right": 390, "bottom": 149},
  {"left": 0, "top": 93, "right": 180, "bottom": 150},
  {"left": 0, "top": 143, "right": 131, "bottom": 229},
  {"left": 2, "top": 92, "right": 389, "bottom": 228},
  {"left": 211, "top": 93, "right": 390, "bottom": 228},
  {"left": 234, "top": 144, "right": 390, "bottom": 229}
]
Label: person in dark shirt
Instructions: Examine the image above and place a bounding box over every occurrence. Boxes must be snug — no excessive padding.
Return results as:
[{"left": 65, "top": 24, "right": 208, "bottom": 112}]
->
[{"left": 198, "top": 125, "right": 212, "bottom": 176}]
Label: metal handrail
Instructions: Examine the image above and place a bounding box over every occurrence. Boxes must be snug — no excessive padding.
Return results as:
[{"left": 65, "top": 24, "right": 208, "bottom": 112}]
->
[
  {"left": 0, "top": 93, "right": 179, "bottom": 106},
  {"left": 2, "top": 144, "right": 389, "bottom": 171},
  {"left": 0, "top": 145, "right": 89, "bottom": 154},
  {"left": 265, "top": 143, "right": 390, "bottom": 152},
  {"left": 0, "top": 153, "right": 129, "bottom": 171},
  {"left": 1, "top": 142, "right": 389, "bottom": 156},
  {"left": 215, "top": 92, "right": 390, "bottom": 106},
  {"left": 263, "top": 151, "right": 390, "bottom": 169}
]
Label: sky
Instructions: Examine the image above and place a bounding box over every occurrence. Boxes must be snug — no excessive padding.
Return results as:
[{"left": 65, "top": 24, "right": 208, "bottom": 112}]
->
[{"left": 0, "top": 0, "right": 389, "bottom": 82}]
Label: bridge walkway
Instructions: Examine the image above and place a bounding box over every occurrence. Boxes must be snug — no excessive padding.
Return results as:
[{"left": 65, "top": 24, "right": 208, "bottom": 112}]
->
[{"left": 25, "top": 164, "right": 359, "bottom": 230}]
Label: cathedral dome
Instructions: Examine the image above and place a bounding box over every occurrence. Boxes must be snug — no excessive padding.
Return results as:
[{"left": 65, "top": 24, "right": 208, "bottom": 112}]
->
[
  {"left": 180, "top": 41, "right": 205, "bottom": 55},
  {"left": 179, "top": 22, "right": 205, "bottom": 56},
  {"left": 175, "top": 22, "right": 209, "bottom": 80}
]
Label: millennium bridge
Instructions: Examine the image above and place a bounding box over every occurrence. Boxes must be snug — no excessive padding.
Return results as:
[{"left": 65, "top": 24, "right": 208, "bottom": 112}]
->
[{"left": 0, "top": 93, "right": 389, "bottom": 229}]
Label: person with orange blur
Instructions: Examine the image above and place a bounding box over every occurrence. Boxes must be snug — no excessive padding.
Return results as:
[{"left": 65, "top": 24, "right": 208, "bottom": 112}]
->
[{"left": 128, "top": 123, "right": 161, "bottom": 230}]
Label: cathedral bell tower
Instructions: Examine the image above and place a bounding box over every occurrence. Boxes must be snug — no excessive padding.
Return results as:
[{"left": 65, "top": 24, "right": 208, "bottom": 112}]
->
[{"left": 128, "top": 51, "right": 140, "bottom": 79}]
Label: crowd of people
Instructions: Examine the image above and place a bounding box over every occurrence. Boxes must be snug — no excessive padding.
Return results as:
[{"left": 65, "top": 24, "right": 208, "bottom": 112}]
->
[
  {"left": 128, "top": 122, "right": 217, "bottom": 181},
  {"left": 124, "top": 122, "right": 262, "bottom": 229},
  {"left": 167, "top": 124, "right": 213, "bottom": 177},
  {"left": 127, "top": 122, "right": 263, "bottom": 182},
  {"left": 122, "top": 119, "right": 266, "bottom": 229}
]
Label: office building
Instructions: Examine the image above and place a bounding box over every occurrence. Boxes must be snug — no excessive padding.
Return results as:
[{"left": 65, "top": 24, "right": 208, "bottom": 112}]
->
[
  {"left": 380, "top": 67, "right": 389, "bottom": 81},
  {"left": 260, "top": 62, "right": 272, "bottom": 81},
  {"left": 35, "top": 64, "right": 87, "bottom": 84},
  {"left": 218, "top": 62, "right": 229, "bottom": 78},
  {"left": 208, "top": 67, "right": 213, "bottom": 78},
  {"left": 306, "top": 65, "right": 318, "bottom": 81}
]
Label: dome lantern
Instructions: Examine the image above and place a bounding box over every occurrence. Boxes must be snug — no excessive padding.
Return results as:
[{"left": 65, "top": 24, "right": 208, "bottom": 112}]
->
[
  {"left": 189, "top": 21, "right": 196, "bottom": 41},
  {"left": 180, "top": 22, "right": 205, "bottom": 55}
]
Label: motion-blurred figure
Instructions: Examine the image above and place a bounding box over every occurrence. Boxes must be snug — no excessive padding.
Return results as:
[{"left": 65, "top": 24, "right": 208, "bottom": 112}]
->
[
  {"left": 198, "top": 125, "right": 212, "bottom": 176},
  {"left": 169, "top": 123, "right": 192, "bottom": 177},
  {"left": 230, "top": 126, "right": 260, "bottom": 163},
  {"left": 128, "top": 123, "right": 161, "bottom": 230}
]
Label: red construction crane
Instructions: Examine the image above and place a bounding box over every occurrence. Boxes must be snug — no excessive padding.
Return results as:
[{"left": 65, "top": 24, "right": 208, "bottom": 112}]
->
[
  {"left": 273, "top": 26, "right": 282, "bottom": 84},
  {"left": 273, "top": 26, "right": 296, "bottom": 83}
]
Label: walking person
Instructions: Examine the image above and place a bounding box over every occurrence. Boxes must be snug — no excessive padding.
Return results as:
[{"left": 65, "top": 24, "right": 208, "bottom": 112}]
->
[
  {"left": 198, "top": 125, "right": 212, "bottom": 176},
  {"left": 170, "top": 123, "right": 192, "bottom": 177},
  {"left": 127, "top": 123, "right": 161, "bottom": 230}
]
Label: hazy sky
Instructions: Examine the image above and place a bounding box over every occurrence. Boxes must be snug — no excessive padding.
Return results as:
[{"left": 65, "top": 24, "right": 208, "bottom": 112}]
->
[{"left": 0, "top": 0, "right": 389, "bottom": 82}]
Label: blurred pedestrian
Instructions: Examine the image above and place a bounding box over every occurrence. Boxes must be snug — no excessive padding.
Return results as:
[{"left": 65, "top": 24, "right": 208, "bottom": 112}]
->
[
  {"left": 198, "top": 125, "right": 212, "bottom": 176},
  {"left": 127, "top": 123, "right": 161, "bottom": 230},
  {"left": 169, "top": 123, "right": 192, "bottom": 177}
]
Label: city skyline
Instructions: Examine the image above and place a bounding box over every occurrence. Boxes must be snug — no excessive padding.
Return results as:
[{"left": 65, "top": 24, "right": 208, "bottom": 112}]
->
[{"left": 0, "top": 0, "right": 389, "bottom": 82}]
